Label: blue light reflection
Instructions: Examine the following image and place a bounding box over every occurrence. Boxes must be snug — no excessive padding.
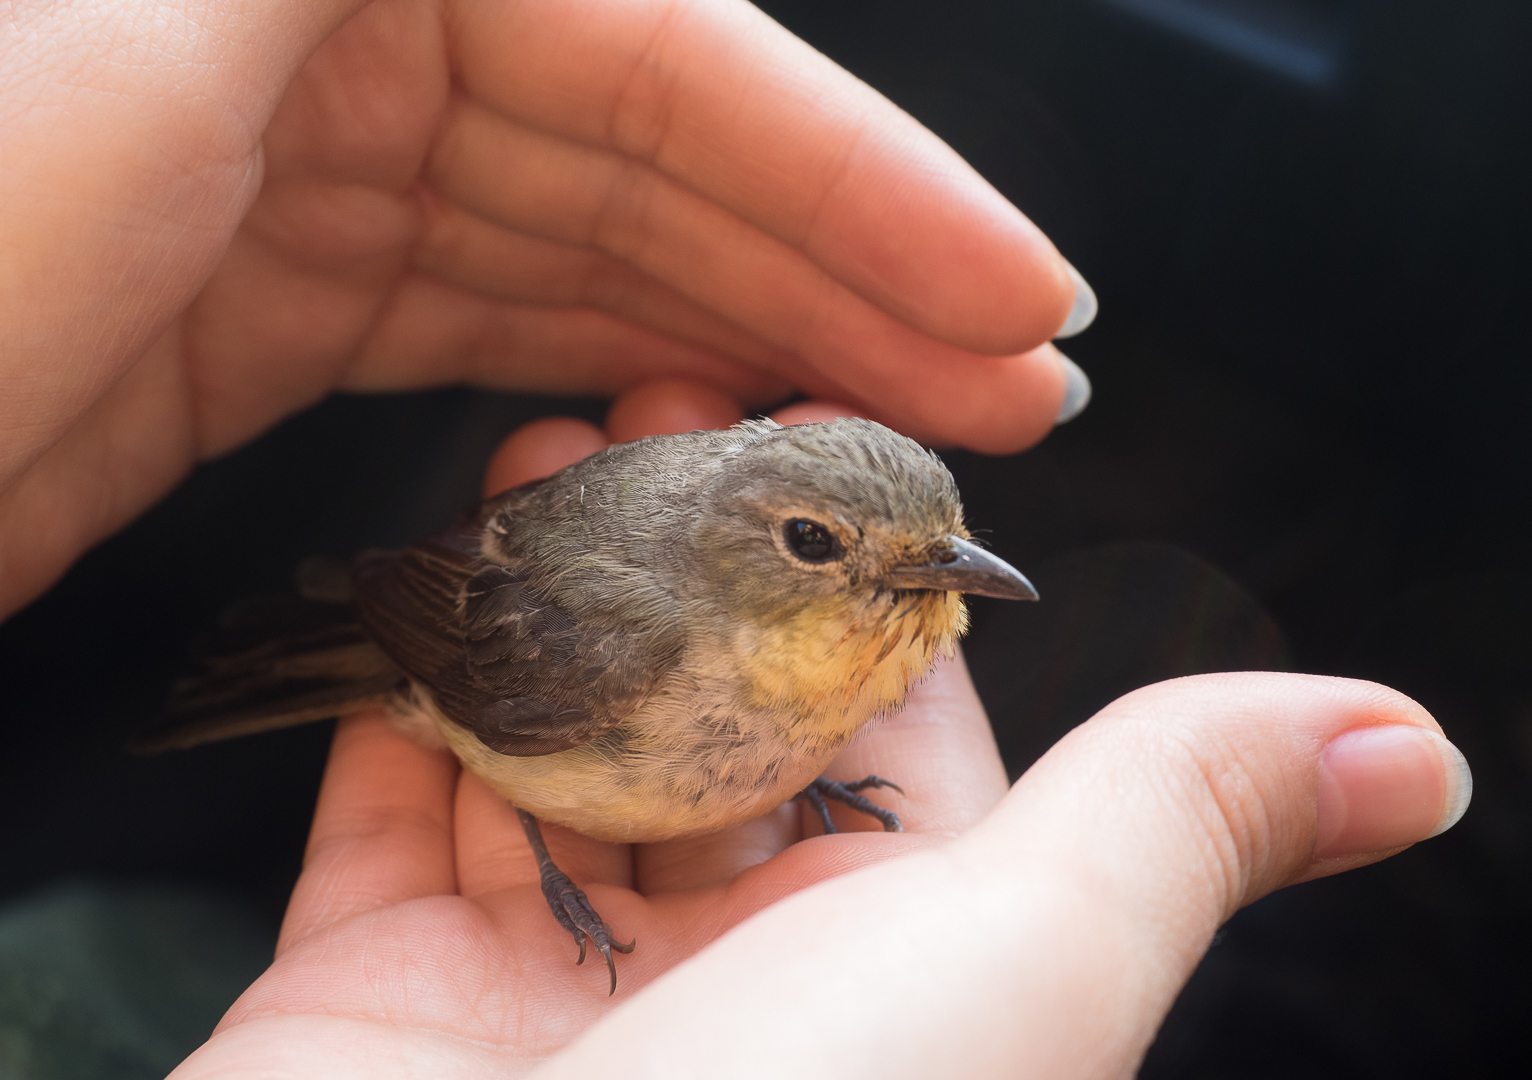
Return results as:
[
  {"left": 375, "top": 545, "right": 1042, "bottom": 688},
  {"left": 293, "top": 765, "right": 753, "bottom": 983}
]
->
[{"left": 1098, "top": 0, "right": 1348, "bottom": 87}]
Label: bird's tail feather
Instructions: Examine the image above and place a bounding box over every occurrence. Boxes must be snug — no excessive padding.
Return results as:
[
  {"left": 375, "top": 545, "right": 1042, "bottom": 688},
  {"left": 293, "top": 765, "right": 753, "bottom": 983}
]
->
[{"left": 131, "top": 559, "right": 406, "bottom": 754}]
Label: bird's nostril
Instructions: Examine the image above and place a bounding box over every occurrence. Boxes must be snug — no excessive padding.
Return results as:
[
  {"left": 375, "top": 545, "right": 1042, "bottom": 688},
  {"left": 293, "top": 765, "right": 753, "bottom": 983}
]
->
[{"left": 936, "top": 548, "right": 960, "bottom": 565}]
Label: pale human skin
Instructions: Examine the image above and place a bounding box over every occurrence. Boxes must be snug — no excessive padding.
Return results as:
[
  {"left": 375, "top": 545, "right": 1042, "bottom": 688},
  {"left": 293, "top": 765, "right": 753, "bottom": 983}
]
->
[{"left": 2, "top": 1, "right": 1470, "bottom": 1076}]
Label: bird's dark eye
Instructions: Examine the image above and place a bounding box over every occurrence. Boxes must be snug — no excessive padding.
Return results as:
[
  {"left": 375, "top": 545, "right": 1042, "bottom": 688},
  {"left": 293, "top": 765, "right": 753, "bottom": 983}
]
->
[{"left": 784, "top": 519, "right": 839, "bottom": 562}]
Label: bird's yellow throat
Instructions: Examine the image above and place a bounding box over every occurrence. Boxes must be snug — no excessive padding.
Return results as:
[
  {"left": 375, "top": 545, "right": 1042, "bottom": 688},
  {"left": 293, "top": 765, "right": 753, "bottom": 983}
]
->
[{"left": 737, "top": 588, "right": 969, "bottom": 745}]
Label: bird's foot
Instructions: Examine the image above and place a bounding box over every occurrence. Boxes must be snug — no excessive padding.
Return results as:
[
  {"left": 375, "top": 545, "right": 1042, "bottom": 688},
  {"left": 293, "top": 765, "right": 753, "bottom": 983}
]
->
[
  {"left": 515, "top": 808, "right": 634, "bottom": 994},
  {"left": 538, "top": 864, "right": 635, "bottom": 995},
  {"left": 796, "top": 775, "right": 905, "bottom": 834}
]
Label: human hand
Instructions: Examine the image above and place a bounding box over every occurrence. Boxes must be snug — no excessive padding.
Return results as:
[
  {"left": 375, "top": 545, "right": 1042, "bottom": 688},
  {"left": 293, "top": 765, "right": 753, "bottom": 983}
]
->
[
  {"left": 1, "top": 0, "right": 1087, "bottom": 620},
  {"left": 167, "top": 382, "right": 1470, "bottom": 1079}
]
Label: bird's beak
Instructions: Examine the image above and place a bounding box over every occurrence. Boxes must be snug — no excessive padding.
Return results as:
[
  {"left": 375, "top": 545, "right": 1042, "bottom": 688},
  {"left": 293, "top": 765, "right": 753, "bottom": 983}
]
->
[{"left": 884, "top": 536, "right": 1039, "bottom": 601}]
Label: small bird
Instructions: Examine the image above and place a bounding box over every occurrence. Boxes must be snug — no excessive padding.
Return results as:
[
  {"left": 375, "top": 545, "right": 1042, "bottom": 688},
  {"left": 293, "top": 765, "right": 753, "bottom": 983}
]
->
[{"left": 139, "top": 417, "right": 1037, "bottom": 992}]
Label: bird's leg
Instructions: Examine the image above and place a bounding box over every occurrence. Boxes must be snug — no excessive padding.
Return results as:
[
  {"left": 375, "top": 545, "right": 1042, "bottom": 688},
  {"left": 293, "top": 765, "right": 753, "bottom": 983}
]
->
[
  {"left": 514, "top": 807, "right": 634, "bottom": 995},
  {"left": 796, "top": 775, "right": 905, "bottom": 834}
]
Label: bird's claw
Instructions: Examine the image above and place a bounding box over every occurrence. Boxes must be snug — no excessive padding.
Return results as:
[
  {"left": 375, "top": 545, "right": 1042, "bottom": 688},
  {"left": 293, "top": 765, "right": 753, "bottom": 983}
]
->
[
  {"left": 796, "top": 774, "right": 905, "bottom": 833},
  {"left": 538, "top": 864, "right": 634, "bottom": 995},
  {"left": 516, "top": 807, "right": 633, "bottom": 995}
]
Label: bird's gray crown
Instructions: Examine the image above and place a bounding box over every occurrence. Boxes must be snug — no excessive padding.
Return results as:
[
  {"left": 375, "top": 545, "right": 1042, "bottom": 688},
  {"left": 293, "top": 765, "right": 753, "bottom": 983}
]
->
[
  {"left": 708, "top": 417, "right": 962, "bottom": 536},
  {"left": 479, "top": 418, "right": 966, "bottom": 611}
]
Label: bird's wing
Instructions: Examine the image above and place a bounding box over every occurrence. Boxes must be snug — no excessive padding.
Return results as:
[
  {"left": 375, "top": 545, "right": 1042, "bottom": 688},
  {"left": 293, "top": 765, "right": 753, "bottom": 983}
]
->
[{"left": 353, "top": 505, "right": 678, "bottom": 757}]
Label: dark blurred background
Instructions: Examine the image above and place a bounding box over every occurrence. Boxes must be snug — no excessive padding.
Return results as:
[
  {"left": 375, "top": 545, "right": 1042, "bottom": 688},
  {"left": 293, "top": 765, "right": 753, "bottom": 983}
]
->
[{"left": 2, "top": 0, "right": 1528, "bottom": 1076}]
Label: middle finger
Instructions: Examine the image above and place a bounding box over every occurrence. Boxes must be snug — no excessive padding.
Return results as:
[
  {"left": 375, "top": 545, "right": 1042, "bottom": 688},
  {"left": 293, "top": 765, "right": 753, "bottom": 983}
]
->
[
  {"left": 412, "top": 192, "right": 802, "bottom": 384},
  {"left": 427, "top": 98, "right": 1069, "bottom": 454}
]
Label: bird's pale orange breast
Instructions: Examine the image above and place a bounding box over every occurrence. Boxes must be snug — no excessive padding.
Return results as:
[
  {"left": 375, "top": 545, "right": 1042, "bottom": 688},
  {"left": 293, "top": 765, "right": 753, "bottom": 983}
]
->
[{"left": 735, "top": 589, "right": 969, "bottom": 746}]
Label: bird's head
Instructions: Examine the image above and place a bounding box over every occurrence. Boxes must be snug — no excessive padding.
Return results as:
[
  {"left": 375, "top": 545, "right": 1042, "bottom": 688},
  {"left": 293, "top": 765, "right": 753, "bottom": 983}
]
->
[
  {"left": 693, "top": 417, "right": 1035, "bottom": 612},
  {"left": 684, "top": 418, "right": 1036, "bottom": 722}
]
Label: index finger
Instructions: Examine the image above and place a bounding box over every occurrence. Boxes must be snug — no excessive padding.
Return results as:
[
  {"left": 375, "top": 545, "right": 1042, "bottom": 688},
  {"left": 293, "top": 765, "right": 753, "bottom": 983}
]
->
[{"left": 451, "top": 0, "right": 1075, "bottom": 355}]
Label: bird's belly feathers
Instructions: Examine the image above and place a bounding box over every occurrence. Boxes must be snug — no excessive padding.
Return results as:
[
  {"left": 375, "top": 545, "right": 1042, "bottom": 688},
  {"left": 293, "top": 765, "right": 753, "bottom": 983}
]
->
[
  {"left": 430, "top": 674, "right": 866, "bottom": 843},
  {"left": 405, "top": 594, "right": 960, "bottom": 843}
]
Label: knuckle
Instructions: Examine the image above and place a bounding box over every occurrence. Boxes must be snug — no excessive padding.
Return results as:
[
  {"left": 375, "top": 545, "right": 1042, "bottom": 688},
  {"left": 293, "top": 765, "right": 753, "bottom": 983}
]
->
[{"left": 1160, "top": 726, "right": 1283, "bottom": 918}]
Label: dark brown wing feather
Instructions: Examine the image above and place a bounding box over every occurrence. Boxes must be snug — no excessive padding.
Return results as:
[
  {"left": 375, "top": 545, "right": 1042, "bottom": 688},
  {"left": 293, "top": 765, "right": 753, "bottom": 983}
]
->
[
  {"left": 353, "top": 507, "right": 678, "bottom": 757},
  {"left": 136, "top": 592, "right": 405, "bottom": 754}
]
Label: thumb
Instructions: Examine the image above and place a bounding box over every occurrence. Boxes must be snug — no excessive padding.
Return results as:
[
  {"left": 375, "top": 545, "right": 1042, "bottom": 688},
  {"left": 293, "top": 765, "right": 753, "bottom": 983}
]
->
[{"left": 531, "top": 673, "right": 1470, "bottom": 1079}]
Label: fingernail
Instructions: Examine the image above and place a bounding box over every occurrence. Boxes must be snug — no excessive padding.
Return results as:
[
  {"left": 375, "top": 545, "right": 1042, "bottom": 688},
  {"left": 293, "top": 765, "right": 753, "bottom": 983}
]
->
[
  {"left": 1054, "top": 263, "right": 1098, "bottom": 339},
  {"left": 1313, "top": 725, "right": 1473, "bottom": 859},
  {"left": 1054, "top": 354, "right": 1092, "bottom": 425}
]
